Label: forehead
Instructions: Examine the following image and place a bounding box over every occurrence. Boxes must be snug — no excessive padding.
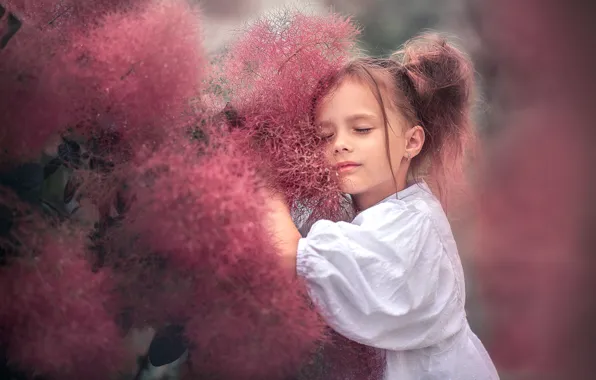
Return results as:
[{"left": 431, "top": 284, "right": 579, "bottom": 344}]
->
[{"left": 315, "top": 77, "right": 385, "bottom": 122}]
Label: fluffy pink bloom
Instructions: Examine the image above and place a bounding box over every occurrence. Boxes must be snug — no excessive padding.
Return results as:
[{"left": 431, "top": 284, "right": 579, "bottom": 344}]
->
[
  {"left": 3, "top": 0, "right": 140, "bottom": 27},
  {"left": 0, "top": 0, "right": 137, "bottom": 162},
  {"left": 217, "top": 11, "right": 360, "bottom": 221},
  {"left": 297, "top": 333, "right": 385, "bottom": 380},
  {"left": 102, "top": 144, "right": 327, "bottom": 378},
  {"left": 0, "top": 10, "right": 70, "bottom": 162},
  {"left": 61, "top": 0, "right": 205, "bottom": 149},
  {"left": 1, "top": 0, "right": 204, "bottom": 163},
  {"left": 0, "top": 192, "right": 123, "bottom": 379}
]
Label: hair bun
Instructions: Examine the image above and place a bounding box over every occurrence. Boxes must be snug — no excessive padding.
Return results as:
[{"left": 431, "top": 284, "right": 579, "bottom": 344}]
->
[
  {"left": 391, "top": 32, "right": 475, "bottom": 205},
  {"left": 392, "top": 32, "right": 473, "bottom": 115}
]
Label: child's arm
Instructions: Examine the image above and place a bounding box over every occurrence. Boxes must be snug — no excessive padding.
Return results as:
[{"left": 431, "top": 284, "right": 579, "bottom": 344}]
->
[
  {"left": 268, "top": 199, "right": 464, "bottom": 351},
  {"left": 263, "top": 192, "right": 301, "bottom": 274}
]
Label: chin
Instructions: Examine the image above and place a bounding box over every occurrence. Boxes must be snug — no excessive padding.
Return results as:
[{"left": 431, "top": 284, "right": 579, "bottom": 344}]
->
[{"left": 339, "top": 181, "right": 361, "bottom": 195}]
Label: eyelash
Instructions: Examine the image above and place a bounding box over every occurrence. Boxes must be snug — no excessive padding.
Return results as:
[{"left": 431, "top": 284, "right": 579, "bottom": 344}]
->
[
  {"left": 355, "top": 127, "right": 372, "bottom": 134},
  {"left": 320, "top": 127, "right": 372, "bottom": 141}
]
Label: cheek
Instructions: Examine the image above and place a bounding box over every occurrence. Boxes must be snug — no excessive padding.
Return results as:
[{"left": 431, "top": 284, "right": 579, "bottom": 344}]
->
[
  {"left": 365, "top": 133, "right": 395, "bottom": 167},
  {"left": 323, "top": 144, "right": 335, "bottom": 164},
  {"left": 387, "top": 134, "right": 406, "bottom": 162}
]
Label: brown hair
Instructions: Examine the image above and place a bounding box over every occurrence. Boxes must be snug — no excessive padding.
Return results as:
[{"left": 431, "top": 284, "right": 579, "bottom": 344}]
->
[{"left": 313, "top": 32, "right": 475, "bottom": 206}]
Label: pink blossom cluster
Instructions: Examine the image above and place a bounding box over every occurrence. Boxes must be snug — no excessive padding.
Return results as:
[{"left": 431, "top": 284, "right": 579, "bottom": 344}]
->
[{"left": 218, "top": 12, "right": 360, "bottom": 221}]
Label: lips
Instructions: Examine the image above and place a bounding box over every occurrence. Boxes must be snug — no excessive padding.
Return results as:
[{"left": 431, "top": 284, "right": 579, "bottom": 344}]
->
[{"left": 335, "top": 162, "right": 360, "bottom": 174}]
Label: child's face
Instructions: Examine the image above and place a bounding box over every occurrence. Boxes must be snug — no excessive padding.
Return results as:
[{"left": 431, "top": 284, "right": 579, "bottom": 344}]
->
[{"left": 316, "top": 78, "right": 411, "bottom": 208}]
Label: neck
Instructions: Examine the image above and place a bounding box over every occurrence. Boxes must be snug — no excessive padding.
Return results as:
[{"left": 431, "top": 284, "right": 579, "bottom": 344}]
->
[{"left": 352, "top": 175, "right": 408, "bottom": 211}]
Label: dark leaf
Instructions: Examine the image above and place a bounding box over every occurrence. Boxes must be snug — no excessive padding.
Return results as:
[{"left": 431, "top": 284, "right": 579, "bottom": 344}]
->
[
  {"left": 0, "top": 347, "right": 32, "bottom": 380},
  {"left": 0, "top": 205, "right": 13, "bottom": 266},
  {"left": 0, "top": 244, "right": 17, "bottom": 267},
  {"left": 0, "top": 204, "right": 13, "bottom": 237},
  {"left": 58, "top": 138, "right": 82, "bottom": 166},
  {"left": 43, "top": 157, "right": 63, "bottom": 179},
  {"left": 88, "top": 231, "right": 106, "bottom": 272},
  {"left": 223, "top": 102, "right": 245, "bottom": 129},
  {"left": 88, "top": 131, "right": 122, "bottom": 155},
  {"left": 63, "top": 178, "right": 79, "bottom": 204},
  {"left": 40, "top": 199, "right": 67, "bottom": 219},
  {"left": 0, "top": 163, "right": 44, "bottom": 203},
  {"left": 148, "top": 324, "right": 188, "bottom": 367},
  {"left": 89, "top": 157, "right": 115, "bottom": 173},
  {"left": 115, "top": 190, "right": 129, "bottom": 215},
  {"left": 0, "top": 205, "right": 18, "bottom": 267},
  {"left": 189, "top": 127, "right": 208, "bottom": 143},
  {"left": 0, "top": 12, "right": 22, "bottom": 50}
]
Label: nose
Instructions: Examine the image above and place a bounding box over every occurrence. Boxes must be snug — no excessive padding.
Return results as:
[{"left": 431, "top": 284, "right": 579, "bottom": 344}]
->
[{"left": 333, "top": 132, "right": 352, "bottom": 154}]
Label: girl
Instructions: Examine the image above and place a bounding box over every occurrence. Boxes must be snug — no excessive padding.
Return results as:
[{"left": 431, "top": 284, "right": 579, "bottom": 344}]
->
[{"left": 265, "top": 33, "right": 500, "bottom": 379}]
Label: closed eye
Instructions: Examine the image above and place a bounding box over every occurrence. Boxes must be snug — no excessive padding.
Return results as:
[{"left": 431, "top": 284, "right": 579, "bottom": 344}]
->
[{"left": 355, "top": 127, "right": 372, "bottom": 134}]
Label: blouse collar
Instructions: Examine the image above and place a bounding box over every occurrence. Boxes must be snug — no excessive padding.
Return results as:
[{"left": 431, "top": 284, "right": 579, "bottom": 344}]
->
[{"left": 377, "top": 181, "right": 430, "bottom": 206}]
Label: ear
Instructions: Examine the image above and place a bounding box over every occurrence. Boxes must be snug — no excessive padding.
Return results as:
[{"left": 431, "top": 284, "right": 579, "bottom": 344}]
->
[{"left": 404, "top": 125, "right": 425, "bottom": 158}]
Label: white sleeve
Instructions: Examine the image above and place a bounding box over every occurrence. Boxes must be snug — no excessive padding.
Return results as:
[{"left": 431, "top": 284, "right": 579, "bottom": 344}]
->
[{"left": 296, "top": 204, "right": 461, "bottom": 350}]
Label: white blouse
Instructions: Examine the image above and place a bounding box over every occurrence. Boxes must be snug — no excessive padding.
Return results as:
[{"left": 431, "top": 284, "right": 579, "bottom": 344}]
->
[{"left": 296, "top": 183, "right": 499, "bottom": 380}]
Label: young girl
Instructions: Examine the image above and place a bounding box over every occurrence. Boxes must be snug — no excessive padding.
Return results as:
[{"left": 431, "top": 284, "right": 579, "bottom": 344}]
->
[{"left": 265, "top": 34, "right": 500, "bottom": 379}]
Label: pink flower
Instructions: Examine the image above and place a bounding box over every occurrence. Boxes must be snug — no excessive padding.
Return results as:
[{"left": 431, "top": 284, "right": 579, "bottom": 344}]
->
[
  {"left": 103, "top": 145, "right": 327, "bottom": 378},
  {"left": 217, "top": 12, "right": 360, "bottom": 221},
  {"left": 1, "top": 0, "right": 205, "bottom": 163},
  {"left": 0, "top": 192, "right": 123, "bottom": 379}
]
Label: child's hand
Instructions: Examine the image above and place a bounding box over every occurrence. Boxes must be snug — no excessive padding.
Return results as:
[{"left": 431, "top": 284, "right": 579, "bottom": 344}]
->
[{"left": 261, "top": 187, "right": 301, "bottom": 274}]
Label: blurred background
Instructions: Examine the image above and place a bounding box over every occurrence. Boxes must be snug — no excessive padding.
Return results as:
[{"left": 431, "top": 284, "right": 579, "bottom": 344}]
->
[{"left": 200, "top": 0, "right": 453, "bottom": 56}]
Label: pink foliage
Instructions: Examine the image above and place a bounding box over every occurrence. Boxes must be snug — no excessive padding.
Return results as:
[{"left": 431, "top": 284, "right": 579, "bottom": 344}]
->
[
  {"left": 218, "top": 12, "right": 360, "bottom": 220},
  {"left": 104, "top": 145, "right": 327, "bottom": 378},
  {"left": 0, "top": 9, "right": 71, "bottom": 162},
  {"left": 0, "top": 0, "right": 139, "bottom": 162},
  {"left": 61, "top": 0, "right": 205, "bottom": 150},
  {"left": 297, "top": 333, "right": 385, "bottom": 380},
  {"left": 0, "top": 197, "right": 123, "bottom": 379},
  {"left": 3, "top": 0, "right": 140, "bottom": 27},
  {"left": 1, "top": 0, "right": 205, "bottom": 163}
]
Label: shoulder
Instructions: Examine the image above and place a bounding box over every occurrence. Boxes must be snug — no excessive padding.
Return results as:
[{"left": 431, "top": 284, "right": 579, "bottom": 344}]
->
[
  {"left": 307, "top": 199, "right": 441, "bottom": 263},
  {"left": 352, "top": 197, "right": 437, "bottom": 243}
]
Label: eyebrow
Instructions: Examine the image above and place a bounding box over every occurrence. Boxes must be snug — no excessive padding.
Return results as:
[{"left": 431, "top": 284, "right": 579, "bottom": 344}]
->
[
  {"left": 318, "top": 112, "right": 379, "bottom": 128},
  {"left": 345, "top": 113, "right": 378, "bottom": 123}
]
